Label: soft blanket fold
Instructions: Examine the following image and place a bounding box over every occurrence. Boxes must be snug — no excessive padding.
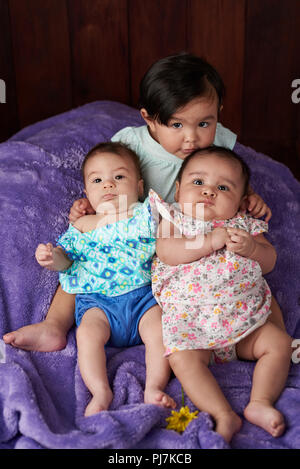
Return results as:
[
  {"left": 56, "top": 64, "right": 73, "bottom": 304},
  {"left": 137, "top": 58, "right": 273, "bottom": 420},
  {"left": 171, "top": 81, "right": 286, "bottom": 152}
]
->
[{"left": 0, "top": 101, "right": 299, "bottom": 449}]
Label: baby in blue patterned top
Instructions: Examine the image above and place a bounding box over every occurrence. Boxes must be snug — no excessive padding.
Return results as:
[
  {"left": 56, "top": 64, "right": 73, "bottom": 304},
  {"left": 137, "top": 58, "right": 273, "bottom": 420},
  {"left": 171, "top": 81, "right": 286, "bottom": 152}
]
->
[{"left": 35, "top": 142, "right": 176, "bottom": 416}]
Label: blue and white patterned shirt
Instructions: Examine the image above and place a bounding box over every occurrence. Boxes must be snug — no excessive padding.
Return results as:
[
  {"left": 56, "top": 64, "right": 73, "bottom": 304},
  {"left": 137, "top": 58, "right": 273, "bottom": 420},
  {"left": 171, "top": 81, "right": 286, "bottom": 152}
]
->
[{"left": 57, "top": 197, "right": 157, "bottom": 296}]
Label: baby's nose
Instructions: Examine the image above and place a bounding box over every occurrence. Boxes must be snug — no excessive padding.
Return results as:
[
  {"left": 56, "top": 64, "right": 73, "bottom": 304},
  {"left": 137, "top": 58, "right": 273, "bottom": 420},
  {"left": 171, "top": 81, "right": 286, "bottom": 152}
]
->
[
  {"left": 103, "top": 179, "right": 115, "bottom": 188},
  {"left": 202, "top": 187, "right": 216, "bottom": 197},
  {"left": 184, "top": 129, "right": 197, "bottom": 143}
]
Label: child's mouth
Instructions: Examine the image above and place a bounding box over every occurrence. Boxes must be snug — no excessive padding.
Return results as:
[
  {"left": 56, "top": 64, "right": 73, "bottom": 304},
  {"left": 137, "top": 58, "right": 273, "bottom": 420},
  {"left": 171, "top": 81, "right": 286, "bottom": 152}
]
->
[
  {"left": 182, "top": 148, "right": 197, "bottom": 155},
  {"left": 102, "top": 193, "right": 116, "bottom": 201}
]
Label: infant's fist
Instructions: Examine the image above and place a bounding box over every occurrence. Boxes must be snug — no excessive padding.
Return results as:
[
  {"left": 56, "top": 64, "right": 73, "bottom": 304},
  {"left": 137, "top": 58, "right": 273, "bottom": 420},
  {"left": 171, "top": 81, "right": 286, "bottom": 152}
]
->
[
  {"left": 211, "top": 227, "right": 229, "bottom": 251},
  {"left": 35, "top": 243, "right": 54, "bottom": 267}
]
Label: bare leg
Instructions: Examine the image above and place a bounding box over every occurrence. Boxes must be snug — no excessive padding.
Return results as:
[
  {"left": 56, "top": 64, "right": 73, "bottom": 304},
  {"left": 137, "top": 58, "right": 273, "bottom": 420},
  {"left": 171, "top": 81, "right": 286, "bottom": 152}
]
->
[
  {"left": 267, "top": 295, "right": 286, "bottom": 331},
  {"left": 76, "top": 307, "right": 112, "bottom": 417},
  {"left": 3, "top": 286, "right": 75, "bottom": 351},
  {"left": 139, "top": 305, "right": 176, "bottom": 409},
  {"left": 169, "top": 349, "right": 242, "bottom": 443},
  {"left": 237, "top": 322, "right": 291, "bottom": 437},
  {"left": 268, "top": 296, "right": 300, "bottom": 362}
]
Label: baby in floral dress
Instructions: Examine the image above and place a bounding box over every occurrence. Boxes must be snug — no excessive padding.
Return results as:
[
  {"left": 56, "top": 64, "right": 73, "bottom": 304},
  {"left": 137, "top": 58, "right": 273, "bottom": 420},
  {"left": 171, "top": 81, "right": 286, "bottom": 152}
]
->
[{"left": 151, "top": 146, "right": 292, "bottom": 443}]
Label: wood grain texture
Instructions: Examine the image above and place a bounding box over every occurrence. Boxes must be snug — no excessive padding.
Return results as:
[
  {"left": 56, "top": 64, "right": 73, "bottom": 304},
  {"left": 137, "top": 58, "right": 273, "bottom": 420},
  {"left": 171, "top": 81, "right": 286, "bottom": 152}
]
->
[
  {"left": 67, "top": 0, "right": 130, "bottom": 106},
  {"left": 241, "top": 0, "right": 300, "bottom": 176},
  {"left": 0, "top": 0, "right": 298, "bottom": 178},
  {"left": 187, "top": 0, "right": 246, "bottom": 136},
  {"left": 0, "top": 0, "right": 19, "bottom": 140},
  {"left": 9, "top": 0, "right": 72, "bottom": 127},
  {"left": 129, "top": 0, "right": 187, "bottom": 107}
]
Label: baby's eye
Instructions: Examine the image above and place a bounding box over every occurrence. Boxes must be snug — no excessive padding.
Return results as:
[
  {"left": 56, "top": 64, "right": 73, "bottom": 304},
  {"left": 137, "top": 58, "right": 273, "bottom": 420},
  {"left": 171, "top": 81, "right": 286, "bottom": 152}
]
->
[
  {"left": 199, "top": 122, "right": 208, "bottom": 128},
  {"left": 93, "top": 178, "right": 102, "bottom": 183},
  {"left": 171, "top": 122, "right": 182, "bottom": 129},
  {"left": 115, "top": 175, "right": 124, "bottom": 180},
  {"left": 193, "top": 179, "right": 204, "bottom": 185},
  {"left": 218, "top": 185, "right": 229, "bottom": 191}
]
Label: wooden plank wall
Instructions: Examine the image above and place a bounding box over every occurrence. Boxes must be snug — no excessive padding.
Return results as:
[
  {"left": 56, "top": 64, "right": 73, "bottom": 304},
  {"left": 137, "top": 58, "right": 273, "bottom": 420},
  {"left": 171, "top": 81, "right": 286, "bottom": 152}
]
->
[{"left": 0, "top": 0, "right": 299, "bottom": 178}]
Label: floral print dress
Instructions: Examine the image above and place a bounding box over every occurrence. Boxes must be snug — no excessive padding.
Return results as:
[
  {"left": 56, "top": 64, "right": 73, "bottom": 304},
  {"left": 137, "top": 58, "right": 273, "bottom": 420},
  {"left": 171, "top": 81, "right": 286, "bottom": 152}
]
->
[{"left": 149, "top": 190, "right": 272, "bottom": 362}]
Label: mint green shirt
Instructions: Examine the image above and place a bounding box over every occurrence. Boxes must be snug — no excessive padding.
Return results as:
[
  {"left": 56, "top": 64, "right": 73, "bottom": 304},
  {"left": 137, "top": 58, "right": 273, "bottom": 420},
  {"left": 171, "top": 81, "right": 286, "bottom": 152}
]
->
[{"left": 111, "top": 123, "right": 237, "bottom": 203}]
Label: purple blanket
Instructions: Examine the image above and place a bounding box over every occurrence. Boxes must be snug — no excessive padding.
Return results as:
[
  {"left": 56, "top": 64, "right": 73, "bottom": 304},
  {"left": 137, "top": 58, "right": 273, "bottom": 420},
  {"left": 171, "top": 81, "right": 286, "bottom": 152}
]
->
[{"left": 0, "top": 101, "right": 299, "bottom": 449}]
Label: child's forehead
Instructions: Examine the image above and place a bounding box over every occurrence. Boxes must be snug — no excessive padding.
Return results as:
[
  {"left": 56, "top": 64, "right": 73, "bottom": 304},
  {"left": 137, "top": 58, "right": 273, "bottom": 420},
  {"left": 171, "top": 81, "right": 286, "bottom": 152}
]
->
[
  {"left": 183, "top": 153, "right": 241, "bottom": 176},
  {"left": 85, "top": 151, "right": 132, "bottom": 169},
  {"left": 171, "top": 92, "right": 219, "bottom": 119}
]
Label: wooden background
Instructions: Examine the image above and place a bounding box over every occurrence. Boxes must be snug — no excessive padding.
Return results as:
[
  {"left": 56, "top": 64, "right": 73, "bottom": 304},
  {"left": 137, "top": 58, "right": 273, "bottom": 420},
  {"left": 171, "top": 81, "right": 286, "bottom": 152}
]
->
[{"left": 0, "top": 0, "right": 299, "bottom": 179}]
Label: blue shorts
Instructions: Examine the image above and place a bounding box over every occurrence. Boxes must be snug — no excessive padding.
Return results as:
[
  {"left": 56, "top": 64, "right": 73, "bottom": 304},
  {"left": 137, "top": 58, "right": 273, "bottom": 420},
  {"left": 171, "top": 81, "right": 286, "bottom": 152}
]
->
[{"left": 75, "top": 285, "right": 157, "bottom": 347}]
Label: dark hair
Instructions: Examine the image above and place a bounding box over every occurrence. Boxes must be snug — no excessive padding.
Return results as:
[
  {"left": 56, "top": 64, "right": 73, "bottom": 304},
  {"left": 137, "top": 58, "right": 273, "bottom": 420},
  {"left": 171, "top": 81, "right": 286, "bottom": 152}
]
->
[
  {"left": 81, "top": 141, "right": 142, "bottom": 183},
  {"left": 139, "top": 52, "right": 225, "bottom": 125},
  {"left": 177, "top": 146, "right": 251, "bottom": 196}
]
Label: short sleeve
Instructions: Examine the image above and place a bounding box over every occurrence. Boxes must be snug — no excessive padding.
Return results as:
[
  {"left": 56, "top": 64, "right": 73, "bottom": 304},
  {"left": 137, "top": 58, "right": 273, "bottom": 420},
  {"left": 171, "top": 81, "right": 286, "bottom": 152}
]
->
[
  {"left": 214, "top": 123, "right": 237, "bottom": 150},
  {"left": 148, "top": 189, "right": 184, "bottom": 233},
  {"left": 111, "top": 126, "right": 138, "bottom": 149},
  {"left": 56, "top": 225, "right": 81, "bottom": 260},
  {"left": 247, "top": 217, "right": 268, "bottom": 236}
]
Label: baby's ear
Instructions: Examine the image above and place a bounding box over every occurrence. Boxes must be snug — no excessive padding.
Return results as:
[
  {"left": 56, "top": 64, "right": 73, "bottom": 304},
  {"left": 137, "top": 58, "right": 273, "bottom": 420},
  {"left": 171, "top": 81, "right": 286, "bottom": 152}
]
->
[
  {"left": 174, "top": 181, "right": 180, "bottom": 202},
  {"left": 138, "top": 179, "right": 144, "bottom": 197}
]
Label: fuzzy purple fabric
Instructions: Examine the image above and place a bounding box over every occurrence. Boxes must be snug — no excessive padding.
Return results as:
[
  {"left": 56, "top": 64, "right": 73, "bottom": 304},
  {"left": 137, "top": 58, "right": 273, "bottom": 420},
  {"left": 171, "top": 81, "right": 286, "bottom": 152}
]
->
[{"left": 0, "top": 101, "right": 299, "bottom": 449}]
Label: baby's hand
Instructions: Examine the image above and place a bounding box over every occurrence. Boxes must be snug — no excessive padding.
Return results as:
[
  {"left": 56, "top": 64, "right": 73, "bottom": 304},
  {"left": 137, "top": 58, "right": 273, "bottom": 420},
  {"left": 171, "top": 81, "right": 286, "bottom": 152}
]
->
[
  {"left": 247, "top": 193, "right": 272, "bottom": 222},
  {"left": 226, "top": 228, "right": 256, "bottom": 257},
  {"left": 211, "top": 227, "right": 230, "bottom": 251},
  {"left": 35, "top": 243, "right": 55, "bottom": 267},
  {"left": 69, "top": 198, "right": 95, "bottom": 223}
]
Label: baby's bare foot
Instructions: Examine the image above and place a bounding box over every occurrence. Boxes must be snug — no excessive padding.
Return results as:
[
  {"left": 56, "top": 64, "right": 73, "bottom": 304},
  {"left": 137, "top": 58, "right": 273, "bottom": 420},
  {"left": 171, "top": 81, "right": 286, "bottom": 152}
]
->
[
  {"left": 244, "top": 400, "right": 285, "bottom": 437},
  {"left": 215, "top": 410, "right": 242, "bottom": 443},
  {"left": 3, "top": 320, "right": 67, "bottom": 352},
  {"left": 84, "top": 386, "right": 113, "bottom": 417},
  {"left": 144, "top": 387, "right": 176, "bottom": 409}
]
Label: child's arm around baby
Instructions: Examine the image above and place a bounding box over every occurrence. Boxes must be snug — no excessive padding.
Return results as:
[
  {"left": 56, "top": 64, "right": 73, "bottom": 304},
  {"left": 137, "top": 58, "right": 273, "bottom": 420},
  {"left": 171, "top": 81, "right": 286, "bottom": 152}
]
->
[
  {"left": 247, "top": 189, "right": 272, "bottom": 222},
  {"left": 226, "top": 228, "right": 276, "bottom": 274}
]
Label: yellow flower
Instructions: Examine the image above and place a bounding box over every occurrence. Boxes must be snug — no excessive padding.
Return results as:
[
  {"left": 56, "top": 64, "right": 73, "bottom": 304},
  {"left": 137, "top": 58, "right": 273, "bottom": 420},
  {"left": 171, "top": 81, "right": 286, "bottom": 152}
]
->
[{"left": 166, "top": 406, "right": 198, "bottom": 433}]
